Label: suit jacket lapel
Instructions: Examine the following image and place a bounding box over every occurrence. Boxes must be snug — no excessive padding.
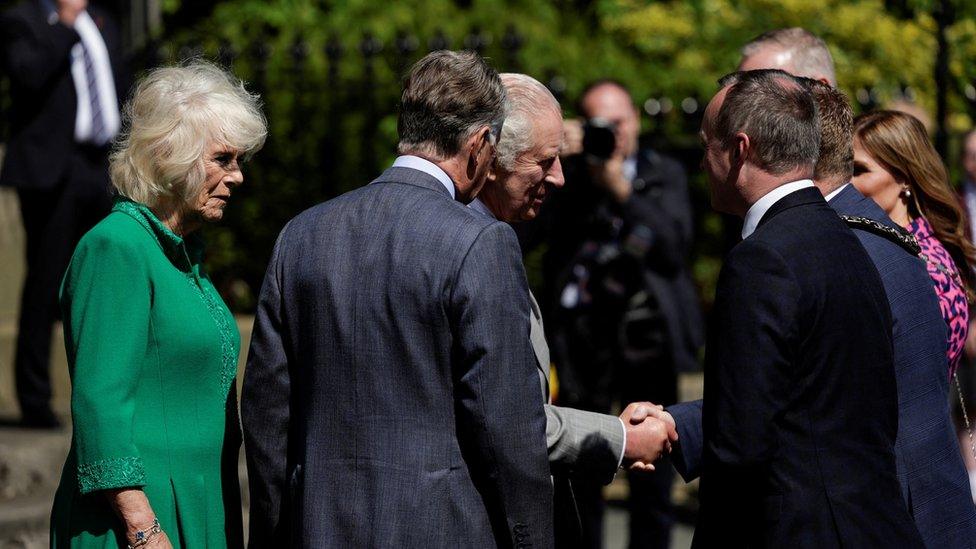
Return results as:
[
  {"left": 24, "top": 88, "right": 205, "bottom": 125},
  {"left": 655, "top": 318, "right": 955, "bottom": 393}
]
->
[{"left": 528, "top": 291, "right": 551, "bottom": 402}]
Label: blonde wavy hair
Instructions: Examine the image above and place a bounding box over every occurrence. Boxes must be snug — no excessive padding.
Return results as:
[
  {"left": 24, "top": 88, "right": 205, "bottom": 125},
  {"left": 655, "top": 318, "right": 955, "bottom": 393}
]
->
[{"left": 110, "top": 60, "right": 267, "bottom": 209}]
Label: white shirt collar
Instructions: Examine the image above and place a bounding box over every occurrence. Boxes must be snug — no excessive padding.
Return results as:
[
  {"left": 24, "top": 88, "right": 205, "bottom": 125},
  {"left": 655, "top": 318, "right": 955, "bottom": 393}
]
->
[
  {"left": 741, "top": 179, "right": 815, "bottom": 239},
  {"left": 392, "top": 155, "right": 455, "bottom": 199},
  {"left": 824, "top": 182, "right": 850, "bottom": 203},
  {"left": 468, "top": 197, "right": 496, "bottom": 219},
  {"left": 622, "top": 154, "right": 638, "bottom": 184}
]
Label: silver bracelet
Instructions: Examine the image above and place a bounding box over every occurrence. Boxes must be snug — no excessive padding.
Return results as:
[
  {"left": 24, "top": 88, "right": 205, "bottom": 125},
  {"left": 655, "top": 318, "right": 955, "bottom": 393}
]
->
[{"left": 127, "top": 518, "right": 161, "bottom": 549}]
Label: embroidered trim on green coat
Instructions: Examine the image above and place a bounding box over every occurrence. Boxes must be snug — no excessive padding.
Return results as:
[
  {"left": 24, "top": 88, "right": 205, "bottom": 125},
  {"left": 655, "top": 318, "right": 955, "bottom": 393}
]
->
[{"left": 77, "top": 456, "right": 146, "bottom": 494}]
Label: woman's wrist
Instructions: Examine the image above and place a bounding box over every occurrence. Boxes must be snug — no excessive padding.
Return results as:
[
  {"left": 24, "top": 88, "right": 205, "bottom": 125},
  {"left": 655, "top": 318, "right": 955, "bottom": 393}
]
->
[{"left": 125, "top": 517, "right": 161, "bottom": 547}]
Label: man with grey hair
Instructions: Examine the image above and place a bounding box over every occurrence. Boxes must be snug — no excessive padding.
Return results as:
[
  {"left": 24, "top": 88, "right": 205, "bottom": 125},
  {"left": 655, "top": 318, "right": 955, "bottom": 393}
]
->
[
  {"left": 693, "top": 69, "right": 923, "bottom": 547},
  {"left": 739, "top": 27, "right": 837, "bottom": 86},
  {"left": 469, "top": 72, "right": 678, "bottom": 542},
  {"left": 242, "top": 51, "right": 552, "bottom": 548}
]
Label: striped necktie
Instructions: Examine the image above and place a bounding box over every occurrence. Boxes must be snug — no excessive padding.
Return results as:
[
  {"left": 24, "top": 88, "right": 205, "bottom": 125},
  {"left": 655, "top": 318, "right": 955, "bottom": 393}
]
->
[{"left": 80, "top": 42, "right": 109, "bottom": 146}]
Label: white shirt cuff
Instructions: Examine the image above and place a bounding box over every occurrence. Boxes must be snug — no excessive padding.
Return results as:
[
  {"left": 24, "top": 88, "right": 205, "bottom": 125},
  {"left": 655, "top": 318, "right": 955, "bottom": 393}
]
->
[{"left": 616, "top": 417, "right": 627, "bottom": 469}]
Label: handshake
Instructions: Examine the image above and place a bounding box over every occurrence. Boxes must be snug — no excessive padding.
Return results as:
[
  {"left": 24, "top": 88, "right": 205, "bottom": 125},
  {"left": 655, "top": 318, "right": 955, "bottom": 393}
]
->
[{"left": 619, "top": 402, "right": 677, "bottom": 472}]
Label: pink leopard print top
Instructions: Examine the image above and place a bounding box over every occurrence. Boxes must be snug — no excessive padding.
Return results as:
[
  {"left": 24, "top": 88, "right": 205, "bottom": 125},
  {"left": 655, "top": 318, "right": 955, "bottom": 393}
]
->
[{"left": 908, "top": 216, "right": 969, "bottom": 377}]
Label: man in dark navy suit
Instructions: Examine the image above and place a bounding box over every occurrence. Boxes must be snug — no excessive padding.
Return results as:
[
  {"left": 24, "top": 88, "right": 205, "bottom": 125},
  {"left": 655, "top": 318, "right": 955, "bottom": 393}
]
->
[
  {"left": 0, "top": 0, "right": 128, "bottom": 427},
  {"left": 643, "top": 37, "right": 976, "bottom": 548},
  {"left": 687, "top": 69, "right": 923, "bottom": 547}
]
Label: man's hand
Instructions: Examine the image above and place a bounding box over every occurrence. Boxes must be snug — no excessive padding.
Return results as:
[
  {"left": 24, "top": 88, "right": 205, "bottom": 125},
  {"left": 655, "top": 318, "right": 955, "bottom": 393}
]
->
[
  {"left": 561, "top": 119, "right": 584, "bottom": 157},
  {"left": 620, "top": 401, "right": 678, "bottom": 471},
  {"left": 587, "top": 154, "right": 632, "bottom": 203},
  {"left": 57, "top": 0, "right": 87, "bottom": 26},
  {"left": 626, "top": 402, "right": 676, "bottom": 436}
]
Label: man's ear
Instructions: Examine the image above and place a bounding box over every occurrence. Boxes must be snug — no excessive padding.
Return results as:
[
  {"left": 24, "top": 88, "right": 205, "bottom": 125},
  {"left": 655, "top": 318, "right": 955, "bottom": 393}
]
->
[{"left": 732, "top": 132, "right": 750, "bottom": 167}]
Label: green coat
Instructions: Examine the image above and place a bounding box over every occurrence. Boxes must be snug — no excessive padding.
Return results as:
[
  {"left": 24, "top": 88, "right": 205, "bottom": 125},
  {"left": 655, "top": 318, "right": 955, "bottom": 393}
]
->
[{"left": 50, "top": 198, "right": 243, "bottom": 548}]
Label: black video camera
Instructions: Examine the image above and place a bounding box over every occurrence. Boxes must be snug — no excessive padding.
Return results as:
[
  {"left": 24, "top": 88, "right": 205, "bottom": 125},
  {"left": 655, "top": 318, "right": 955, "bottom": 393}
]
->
[{"left": 582, "top": 117, "right": 617, "bottom": 160}]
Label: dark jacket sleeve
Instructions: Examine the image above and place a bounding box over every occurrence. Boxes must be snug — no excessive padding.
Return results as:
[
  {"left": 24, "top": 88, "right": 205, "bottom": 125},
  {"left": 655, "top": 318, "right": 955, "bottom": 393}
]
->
[
  {"left": 241, "top": 230, "right": 292, "bottom": 547},
  {"left": 618, "top": 155, "right": 693, "bottom": 275},
  {"left": 703, "top": 238, "right": 797, "bottom": 500},
  {"left": 450, "top": 222, "right": 554, "bottom": 549},
  {"left": 667, "top": 399, "right": 703, "bottom": 482},
  {"left": 0, "top": 6, "right": 78, "bottom": 93}
]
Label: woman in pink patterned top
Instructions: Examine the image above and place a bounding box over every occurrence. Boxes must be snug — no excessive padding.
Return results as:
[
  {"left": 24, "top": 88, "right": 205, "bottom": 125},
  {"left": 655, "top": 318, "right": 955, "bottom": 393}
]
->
[{"left": 853, "top": 111, "right": 976, "bottom": 376}]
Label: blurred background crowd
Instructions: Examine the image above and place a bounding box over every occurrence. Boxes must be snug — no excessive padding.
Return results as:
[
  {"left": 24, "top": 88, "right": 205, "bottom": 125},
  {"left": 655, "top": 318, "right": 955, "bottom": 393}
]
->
[{"left": 2, "top": 0, "right": 976, "bottom": 547}]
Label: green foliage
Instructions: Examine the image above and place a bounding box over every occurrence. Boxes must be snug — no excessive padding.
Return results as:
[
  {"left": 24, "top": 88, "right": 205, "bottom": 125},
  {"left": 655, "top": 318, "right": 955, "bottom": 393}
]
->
[{"left": 155, "top": 0, "right": 975, "bottom": 311}]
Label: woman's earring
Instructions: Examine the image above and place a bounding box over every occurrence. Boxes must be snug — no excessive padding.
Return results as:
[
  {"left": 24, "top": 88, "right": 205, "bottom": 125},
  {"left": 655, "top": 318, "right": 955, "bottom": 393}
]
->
[{"left": 900, "top": 186, "right": 912, "bottom": 199}]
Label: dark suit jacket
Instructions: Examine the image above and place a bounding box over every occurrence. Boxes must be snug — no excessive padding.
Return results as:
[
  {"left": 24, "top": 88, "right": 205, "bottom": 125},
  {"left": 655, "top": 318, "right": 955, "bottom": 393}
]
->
[
  {"left": 241, "top": 167, "right": 553, "bottom": 548},
  {"left": 519, "top": 147, "right": 702, "bottom": 405},
  {"left": 0, "top": 0, "right": 128, "bottom": 189},
  {"left": 670, "top": 185, "right": 976, "bottom": 547},
  {"left": 694, "top": 187, "right": 923, "bottom": 548}
]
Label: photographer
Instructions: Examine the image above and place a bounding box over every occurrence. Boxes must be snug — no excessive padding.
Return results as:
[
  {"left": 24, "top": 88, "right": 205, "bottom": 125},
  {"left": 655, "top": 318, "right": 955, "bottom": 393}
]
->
[{"left": 517, "top": 80, "right": 702, "bottom": 549}]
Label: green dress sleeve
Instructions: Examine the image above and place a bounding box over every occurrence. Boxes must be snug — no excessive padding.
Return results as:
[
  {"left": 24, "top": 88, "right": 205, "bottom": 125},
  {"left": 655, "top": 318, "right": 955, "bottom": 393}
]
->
[{"left": 61, "top": 227, "right": 151, "bottom": 495}]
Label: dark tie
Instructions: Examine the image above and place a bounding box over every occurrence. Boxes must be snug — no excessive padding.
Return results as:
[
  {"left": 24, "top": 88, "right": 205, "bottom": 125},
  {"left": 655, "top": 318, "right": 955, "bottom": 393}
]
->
[{"left": 80, "top": 42, "right": 109, "bottom": 145}]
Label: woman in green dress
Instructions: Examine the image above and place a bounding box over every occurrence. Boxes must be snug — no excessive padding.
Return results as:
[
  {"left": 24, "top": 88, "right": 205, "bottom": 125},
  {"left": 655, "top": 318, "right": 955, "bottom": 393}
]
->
[{"left": 50, "top": 61, "right": 266, "bottom": 548}]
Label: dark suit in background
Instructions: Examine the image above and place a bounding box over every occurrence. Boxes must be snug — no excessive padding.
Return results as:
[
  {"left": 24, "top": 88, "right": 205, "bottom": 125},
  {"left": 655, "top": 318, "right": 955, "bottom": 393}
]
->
[
  {"left": 242, "top": 166, "right": 553, "bottom": 548},
  {"left": 671, "top": 184, "right": 976, "bottom": 547},
  {"left": 694, "top": 187, "right": 923, "bottom": 548},
  {"left": 518, "top": 145, "right": 702, "bottom": 548},
  {"left": 0, "top": 0, "right": 128, "bottom": 424}
]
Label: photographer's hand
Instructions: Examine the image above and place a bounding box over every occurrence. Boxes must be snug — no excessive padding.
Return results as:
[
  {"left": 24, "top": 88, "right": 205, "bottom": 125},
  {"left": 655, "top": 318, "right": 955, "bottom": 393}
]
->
[
  {"left": 589, "top": 154, "right": 632, "bottom": 203},
  {"left": 561, "top": 119, "right": 584, "bottom": 157}
]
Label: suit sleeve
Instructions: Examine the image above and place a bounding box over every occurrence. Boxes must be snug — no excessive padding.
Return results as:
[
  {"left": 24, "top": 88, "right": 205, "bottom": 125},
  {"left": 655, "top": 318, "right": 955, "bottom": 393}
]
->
[
  {"left": 450, "top": 222, "right": 554, "bottom": 548},
  {"left": 619, "top": 159, "right": 693, "bottom": 274},
  {"left": 61, "top": 232, "right": 148, "bottom": 494},
  {"left": 0, "top": 9, "right": 79, "bottom": 93},
  {"left": 545, "top": 404, "right": 624, "bottom": 485},
  {"left": 666, "top": 399, "right": 703, "bottom": 482},
  {"left": 703, "top": 239, "right": 797, "bottom": 498},
  {"left": 241, "top": 231, "right": 291, "bottom": 547}
]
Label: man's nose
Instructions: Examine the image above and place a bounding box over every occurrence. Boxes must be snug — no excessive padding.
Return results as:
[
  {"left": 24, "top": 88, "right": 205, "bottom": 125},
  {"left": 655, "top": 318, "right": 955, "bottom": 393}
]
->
[{"left": 548, "top": 157, "right": 565, "bottom": 188}]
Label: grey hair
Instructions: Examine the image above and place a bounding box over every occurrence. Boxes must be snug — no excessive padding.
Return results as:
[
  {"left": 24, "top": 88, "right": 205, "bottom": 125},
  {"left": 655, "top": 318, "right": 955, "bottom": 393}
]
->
[
  {"left": 741, "top": 27, "right": 837, "bottom": 86},
  {"left": 716, "top": 69, "right": 821, "bottom": 175},
  {"left": 110, "top": 60, "right": 267, "bottom": 209},
  {"left": 397, "top": 50, "right": 506, "bottom": 160},
  {"left": 496, "top": 73, "right": 561, "bottom": 170}
]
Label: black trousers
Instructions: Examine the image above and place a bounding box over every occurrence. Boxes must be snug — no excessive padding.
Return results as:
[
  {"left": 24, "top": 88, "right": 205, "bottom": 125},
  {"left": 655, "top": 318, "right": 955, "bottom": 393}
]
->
[
  {"left": 14, "top": 145, "right": 113, "bottom": 419},
  {"left": 571, "top": 356, "right": 678, "bottom": 549}
]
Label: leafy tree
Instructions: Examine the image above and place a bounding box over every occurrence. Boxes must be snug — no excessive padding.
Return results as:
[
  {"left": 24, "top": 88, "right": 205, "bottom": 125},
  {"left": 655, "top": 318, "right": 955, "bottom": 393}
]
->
[{"left": 150, "top": 0, "right": 974, "bottom": 310}]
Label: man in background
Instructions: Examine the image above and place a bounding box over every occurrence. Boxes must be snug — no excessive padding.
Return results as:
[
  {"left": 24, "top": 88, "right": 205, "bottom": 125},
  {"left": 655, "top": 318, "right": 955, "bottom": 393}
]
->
[
  {"left": 518, "top": 79, "right": 702, "bottom": 548},
  {"left": 738, "top": 27, "right": 836, "bottom": 85},
  {"left": 0, "top": 0, "right": 128, "bottom": 428}
]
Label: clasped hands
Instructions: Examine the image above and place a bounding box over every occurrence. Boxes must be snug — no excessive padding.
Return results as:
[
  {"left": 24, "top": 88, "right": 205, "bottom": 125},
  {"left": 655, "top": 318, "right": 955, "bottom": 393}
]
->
[{"left": 619, "top": 402, "right": 677, "bottom": 472}]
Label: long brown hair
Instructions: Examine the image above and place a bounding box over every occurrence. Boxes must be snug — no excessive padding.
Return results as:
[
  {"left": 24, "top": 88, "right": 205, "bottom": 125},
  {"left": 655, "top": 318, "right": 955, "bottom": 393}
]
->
[{"left": 854, "top": 110, "right": 976, "bottom": 302}]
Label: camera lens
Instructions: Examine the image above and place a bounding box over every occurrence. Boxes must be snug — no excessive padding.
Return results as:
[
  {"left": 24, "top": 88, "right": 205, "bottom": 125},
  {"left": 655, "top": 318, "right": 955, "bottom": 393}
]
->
[{"left": 582, "top": 118, "right": 617, "bottom": 160}]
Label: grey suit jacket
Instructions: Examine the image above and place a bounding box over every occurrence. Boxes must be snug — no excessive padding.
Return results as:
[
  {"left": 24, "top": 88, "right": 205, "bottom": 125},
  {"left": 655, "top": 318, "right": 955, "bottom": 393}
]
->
[
  {"left": 530, "top": 293, "right": 624, "bottom": 485},
  {"left": 242, "top": 166, "right": 553, "bottom": 548}
]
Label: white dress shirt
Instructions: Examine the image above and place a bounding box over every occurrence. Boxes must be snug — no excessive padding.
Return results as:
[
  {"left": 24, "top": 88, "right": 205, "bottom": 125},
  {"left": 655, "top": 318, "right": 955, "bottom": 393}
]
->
[
  {"left": 741, "top": 179, "right": 815, "bottom": 240},
  {"left": 392, "top": 155, "right": 455, "bottom": 198},
  {"left": 824, "top": 182, "right": 849, "bottom": 203},
  {"left": 468, "top": 196, "right": 629, "bottom": 469},
  {"left": 69, "top": 11, "right": 120, "bottom": 144}
]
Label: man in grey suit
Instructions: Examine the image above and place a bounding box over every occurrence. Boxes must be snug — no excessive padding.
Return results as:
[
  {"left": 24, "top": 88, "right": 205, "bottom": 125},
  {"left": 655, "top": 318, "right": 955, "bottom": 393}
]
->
[
  {"left": 472, "top": 73, "right": 676, "bottom": 476},
  {"left": 470, "top": 72, "right": 677, "bottom": 545},
  {"left": 242, "top": 51, "right": 552, "bottom": 548}
]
